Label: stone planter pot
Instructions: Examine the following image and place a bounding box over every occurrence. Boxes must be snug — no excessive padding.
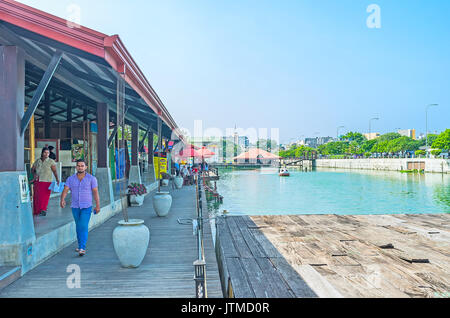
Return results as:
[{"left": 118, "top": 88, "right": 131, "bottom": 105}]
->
[
  {"left": 161, "top": 179, "right": 169, "bottom": 186},
  {"left": 174, "top": 176, "right": 183, "bottom": 189},
  {"left": 152, "top": 191, "right": 172, "bottom": 217},
  {"left": 129, "top": 194, "right": 144, "bottom": 206},
  {"left": 112, "top": 219, "right": 150, "bottom": 268}
]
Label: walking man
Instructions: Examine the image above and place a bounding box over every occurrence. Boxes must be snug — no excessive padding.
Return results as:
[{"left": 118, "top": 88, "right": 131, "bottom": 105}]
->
[{"left": 60, "top": 159, "right": 100, "bottom": 256}]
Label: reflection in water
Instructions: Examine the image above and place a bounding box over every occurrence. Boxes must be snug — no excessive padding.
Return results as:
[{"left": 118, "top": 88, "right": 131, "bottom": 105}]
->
[
  {"left": 433, "top": 184, "right": 450, "bottom": 211},
  {"left": 206, "top": 167, "right": 450, "bottom": 216}
]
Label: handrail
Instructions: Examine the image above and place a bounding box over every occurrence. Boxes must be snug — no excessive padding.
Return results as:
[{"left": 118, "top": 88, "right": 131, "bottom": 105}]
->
[{"left": 194, "top": 174, "right": 207, "bottom": 298}]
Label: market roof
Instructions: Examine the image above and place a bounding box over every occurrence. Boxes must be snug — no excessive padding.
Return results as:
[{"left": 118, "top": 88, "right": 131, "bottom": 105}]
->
[
  {"left": 0, "top": 0, "right": 182, "bottom": 140},
  {"left": 233, "top": 148, "right": 280, "bottom": 160}
]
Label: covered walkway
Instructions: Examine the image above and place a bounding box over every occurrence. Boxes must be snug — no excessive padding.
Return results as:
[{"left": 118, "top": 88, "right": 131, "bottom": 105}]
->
[
  {"left": 0, "top": 185, "right": 223, "bottom": 298},
  {"left": 0, "top": 0, "right": 184, "bottom": 278}
]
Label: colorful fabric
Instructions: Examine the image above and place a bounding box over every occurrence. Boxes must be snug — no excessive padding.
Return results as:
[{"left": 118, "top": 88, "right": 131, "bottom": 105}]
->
[
  {"left": 65, "top": 173, "right": 98, "bottom": 209},
  {"left": 48, "top": 181, "right": 65, "bottom": 193},
  {"left": 33, "top": 181, "right": 52, "bottom": 215}
]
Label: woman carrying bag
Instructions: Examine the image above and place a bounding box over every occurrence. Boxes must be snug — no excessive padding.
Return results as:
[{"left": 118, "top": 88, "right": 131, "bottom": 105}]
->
[{"left": 31, "top": 147, "right": 60, "bottom": 216}]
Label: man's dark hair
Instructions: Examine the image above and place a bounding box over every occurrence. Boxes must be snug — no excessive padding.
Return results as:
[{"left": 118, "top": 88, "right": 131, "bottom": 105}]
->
[{"left": 76, "top": 159, "right": 87, "bottom": 165}]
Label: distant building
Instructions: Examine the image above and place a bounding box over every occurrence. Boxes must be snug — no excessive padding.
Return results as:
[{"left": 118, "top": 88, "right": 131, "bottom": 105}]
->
[
  {"left": 398, "top": 129, "right": 416, "bottom": 139},
  {"left": 304, "top": 137, "right": 334, "bottom": 148},
  {"left": 364, "top": 132, "right": 380, "bottom": 141}
]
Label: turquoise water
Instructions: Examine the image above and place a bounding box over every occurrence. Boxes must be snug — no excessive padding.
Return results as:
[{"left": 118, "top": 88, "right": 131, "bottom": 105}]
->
[{"left": 208, "top": 168, "right": 450, "bottom": 215}]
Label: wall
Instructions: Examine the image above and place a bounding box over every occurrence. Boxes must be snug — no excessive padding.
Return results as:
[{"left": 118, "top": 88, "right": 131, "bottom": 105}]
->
[{"left": 315, "top": 158, "right": 450, "bottom": 174}]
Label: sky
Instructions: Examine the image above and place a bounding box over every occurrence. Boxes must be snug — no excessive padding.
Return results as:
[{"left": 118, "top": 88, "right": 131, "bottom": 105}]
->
[{"left": 15, "top": 0, "right": 450, "bottom": 143}]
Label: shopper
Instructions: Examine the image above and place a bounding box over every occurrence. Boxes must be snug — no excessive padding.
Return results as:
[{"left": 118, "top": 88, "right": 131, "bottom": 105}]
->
[
  {"left": 60, "top": 159, "right": 100, "bottom": 256},
  {"left": 48, "top": 145, "right": 57, "bottom": 160},
  {"left": 31, "top": 147, "right": 60, "bottom": 216}
]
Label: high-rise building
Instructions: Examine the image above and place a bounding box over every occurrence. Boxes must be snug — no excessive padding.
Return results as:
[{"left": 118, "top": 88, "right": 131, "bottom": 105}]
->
[
  {"left": 397, "top": 129, "right": 416, "bottom": 139},
  {"left": 364, "top": 132, "right": 380, "bottom": 140}
]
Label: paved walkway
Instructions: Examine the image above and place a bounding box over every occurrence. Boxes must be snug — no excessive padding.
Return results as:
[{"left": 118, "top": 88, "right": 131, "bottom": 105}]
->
[{"left": 0, "top": 184, "right": 223, "bottom": 298}]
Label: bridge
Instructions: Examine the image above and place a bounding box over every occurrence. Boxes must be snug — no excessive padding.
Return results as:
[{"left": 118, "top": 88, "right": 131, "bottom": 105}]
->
[{"left": 279, "top": 154, "right": 317, "bottom": 168}]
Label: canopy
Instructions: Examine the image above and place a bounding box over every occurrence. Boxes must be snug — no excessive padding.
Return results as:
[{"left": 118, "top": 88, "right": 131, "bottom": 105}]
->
[
  {"left": 233, "top": 148, "right": 280, "bottom": 160},
  {"left": 197, "top": 147, "right": 215, "bottom": 158}
]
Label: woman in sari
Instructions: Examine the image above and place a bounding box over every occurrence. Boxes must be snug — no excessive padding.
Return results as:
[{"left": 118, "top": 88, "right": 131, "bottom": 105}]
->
[{"left": 31, "top": 147, "right": 60, "bottom": 216}]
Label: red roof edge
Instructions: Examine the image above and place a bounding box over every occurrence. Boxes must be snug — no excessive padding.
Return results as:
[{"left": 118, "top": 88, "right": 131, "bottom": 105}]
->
[{"left": 0, "top": 0, "right": 180, "bottom": 136}]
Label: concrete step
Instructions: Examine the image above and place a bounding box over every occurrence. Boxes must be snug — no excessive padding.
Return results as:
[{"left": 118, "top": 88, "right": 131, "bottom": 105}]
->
[{"left": 0, "top": 266, "right": 21, "bottom": 291}]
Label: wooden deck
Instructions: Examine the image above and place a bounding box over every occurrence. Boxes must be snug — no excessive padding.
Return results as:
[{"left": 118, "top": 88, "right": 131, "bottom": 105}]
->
[
  {"left": 250, "top": 214, "right": 450, "bottom": 298},
  {"left": 0, "top": 185, "right": 222, "bottom": 298},
  {"left": 215, "top": 215, "right": 317, "bottom": 297}
]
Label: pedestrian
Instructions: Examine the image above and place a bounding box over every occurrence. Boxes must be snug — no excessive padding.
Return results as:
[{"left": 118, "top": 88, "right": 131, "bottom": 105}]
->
[
  {"left": 48, "top": 145, "right": 57, "bottom": 160},
  {"left": 174, "top": 161, "right": 180, "bottom": 176},
  {"left": 31, "top": 147, "right": 60, "bottom": 216},
  {"left": 60, "top": 159, "right": 100, "bottom": 256}
]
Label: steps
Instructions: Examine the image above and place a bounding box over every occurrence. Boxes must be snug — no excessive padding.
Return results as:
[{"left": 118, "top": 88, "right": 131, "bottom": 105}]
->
[{"left": 0, "top": 266, "right": 21, "bottom": 291}]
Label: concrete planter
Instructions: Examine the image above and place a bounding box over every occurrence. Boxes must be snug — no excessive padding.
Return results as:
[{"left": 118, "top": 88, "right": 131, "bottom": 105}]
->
[
  {"left": 112, "top": 219, "right": 150, "bottom": 268},
  {"left": 174, "top": 176, "right": 183, "bottom": 189},
  {"left": 129, "top": 194, "right": 144, "bottom": 206},
  {"left": 153, "top": 191, "right": 172, "bottom": 217}
]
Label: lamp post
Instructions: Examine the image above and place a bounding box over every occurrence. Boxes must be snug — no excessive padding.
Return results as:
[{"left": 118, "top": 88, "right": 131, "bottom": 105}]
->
[
  {"left": 337, "top": 126, "right": 345, "bottom": 141},
  {"left": 426, "top": 104, "right": 438, "bottom": 151},
  {"left": 369, "top": 117, "right": 379, "bottom": 140}
]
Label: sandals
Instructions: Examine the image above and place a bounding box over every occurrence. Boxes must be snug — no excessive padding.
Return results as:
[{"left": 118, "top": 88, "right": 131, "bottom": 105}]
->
[{"left": 78, "top": 249, "right": 86, "bottom": 256}]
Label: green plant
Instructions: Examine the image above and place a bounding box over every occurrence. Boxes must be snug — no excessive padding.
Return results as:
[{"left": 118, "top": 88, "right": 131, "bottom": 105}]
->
[
  {"left": 364, "top": 152, "right": 372, "bottom": 158},
  {"left": 431, "top": 149, "right": 442, "bottom": 156},
  {"left": 415, "top": 150, "right": 426, "bottom": 156},
  {"left": 127, "top": 183, "right": 147, "bottom": 196}
]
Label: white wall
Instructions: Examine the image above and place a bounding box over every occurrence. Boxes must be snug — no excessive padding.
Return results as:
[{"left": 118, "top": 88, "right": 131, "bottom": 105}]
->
[{"left": 315, "top": 158, "right": 450, "bottom": 174}]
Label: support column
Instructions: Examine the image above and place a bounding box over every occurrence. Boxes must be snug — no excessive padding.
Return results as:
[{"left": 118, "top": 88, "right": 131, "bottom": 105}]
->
[
  {"left": 144, "top": 131, "right": 156, "bottom": 186},
  {"left": 66, "top": 98, "right": 72, "bottom": 138},
  {"left": 44, "top": 92, "right": 51, "bottom": 138},
  {"left": 0, "top": 46, "right": 35, "bottom": 274},
  {"left": 148, "top": 132, "right": 154, "bottom": 166},
  {"left": 128, "top": 122, "right": 141, "bottom": 184},
  {"left": 95, "top": 102, "right": 113, "bottom": 207}
]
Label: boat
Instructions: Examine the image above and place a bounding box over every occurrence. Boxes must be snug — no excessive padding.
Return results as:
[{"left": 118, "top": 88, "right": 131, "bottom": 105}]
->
[{"left": 279, "top": 168, "right": 290, "bottom": 176}]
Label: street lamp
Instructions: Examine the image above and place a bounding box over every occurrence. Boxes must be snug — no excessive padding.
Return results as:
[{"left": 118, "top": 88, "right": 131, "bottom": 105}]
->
[
  {"left": 369, "top": 117, "right": 379, "bottom": 140},
  {"left": 337, "top": 126, "right": 345, "bottom": 140},
  {"left": 426, "top": 104, "right": 438, "bottom": 150}
]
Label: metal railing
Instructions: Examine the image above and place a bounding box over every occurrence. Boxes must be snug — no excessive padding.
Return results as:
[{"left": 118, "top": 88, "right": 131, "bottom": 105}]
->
[{"left": 193, "top": 174, "right": 207, "bottom": 298}]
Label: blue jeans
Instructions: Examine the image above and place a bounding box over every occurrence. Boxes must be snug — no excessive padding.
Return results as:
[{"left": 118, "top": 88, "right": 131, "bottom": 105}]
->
[{"left": 72, "top": 207, "right": 92, "bottom": 250}]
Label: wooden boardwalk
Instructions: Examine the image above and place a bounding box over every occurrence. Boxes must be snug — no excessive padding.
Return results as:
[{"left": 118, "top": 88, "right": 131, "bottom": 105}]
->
[
  {"left": 215, "top": 215, "right": 317, "bottom": 298},
  {"left": 251, "top": 214, "right": 450, "bottom": 298},
  {"left": 0, "top": 185, "right": 222, "bottom": 298}
]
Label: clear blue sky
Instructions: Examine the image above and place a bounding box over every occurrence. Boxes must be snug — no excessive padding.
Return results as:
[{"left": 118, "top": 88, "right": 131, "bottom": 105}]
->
[{"left": 17, "top": 0, "right": 450, "bottom": 142}]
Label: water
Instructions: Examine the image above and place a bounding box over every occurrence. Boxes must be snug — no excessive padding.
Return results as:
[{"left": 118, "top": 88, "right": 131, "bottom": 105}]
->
[{"left": 207, "top": 167, "right": 450, "bottom": 215}]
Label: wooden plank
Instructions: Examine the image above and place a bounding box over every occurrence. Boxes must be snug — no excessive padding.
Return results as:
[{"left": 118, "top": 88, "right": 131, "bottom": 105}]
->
[
  {"left": 269, "top": 257, "right": 317, "bottom": 298},
  {"left": 248, "top": 228, "right": 282, "bottom": 258},
  {"left": 254, "top": 257, "right": 295, "bottom": 298},
  {"left": 226, "top": 217, "right": 254, "bottom": 259},
  {"left": 226, "top": 258, "right": 255, "bottom": 298},
  {"left": 235, "top": 217, "right": 267, "bottom": 258},
  {"left": 240, "top": 258, "right": 274, "bottom": 298},
  {"left": 292, "top": 264, "right": 343, "bottom": 298},
  {"left": 216, "top": 218, "right": 239, "bottom": 258}
]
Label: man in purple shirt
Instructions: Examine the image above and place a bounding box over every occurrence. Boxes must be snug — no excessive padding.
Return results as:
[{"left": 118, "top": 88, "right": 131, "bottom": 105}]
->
[{"left": 60, "top": 159, "right": 101, "bottom": 256}]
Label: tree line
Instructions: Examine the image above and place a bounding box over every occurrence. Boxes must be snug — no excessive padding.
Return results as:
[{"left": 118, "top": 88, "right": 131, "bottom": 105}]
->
[{"left": 279, "top": 129, "right": 450, "bottom": 158}]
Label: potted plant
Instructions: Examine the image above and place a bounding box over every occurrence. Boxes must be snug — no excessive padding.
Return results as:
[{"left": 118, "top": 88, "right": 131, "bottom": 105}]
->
[
  {"left": 174, "top": 174, "right": 183, "bottom": 189},
  {"left": 112, "top": 131, "right": 149, "bottom": 269},
  {"left": 127, "top": 183, "right": 147, "bottom": 206}
]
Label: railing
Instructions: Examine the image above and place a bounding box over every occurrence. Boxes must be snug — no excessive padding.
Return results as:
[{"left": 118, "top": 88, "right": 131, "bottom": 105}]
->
[{"left": 193, "top": 174, "right": 207, "bottom": 298}]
